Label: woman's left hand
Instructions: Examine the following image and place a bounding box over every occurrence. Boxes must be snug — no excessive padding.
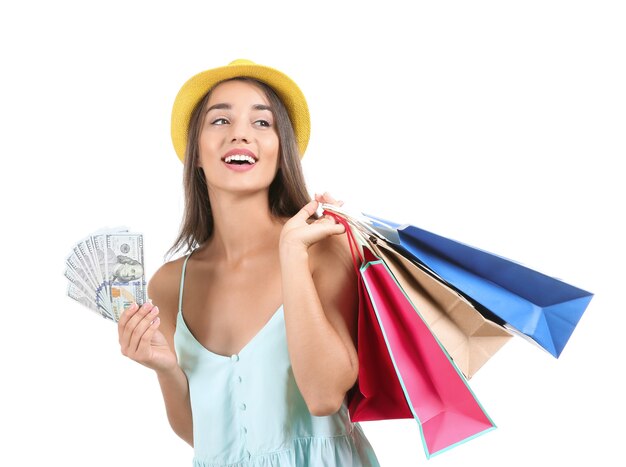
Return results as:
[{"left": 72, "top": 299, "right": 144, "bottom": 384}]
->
[{"left": 279, "top": 192, "right": 345, "bottom": 254}]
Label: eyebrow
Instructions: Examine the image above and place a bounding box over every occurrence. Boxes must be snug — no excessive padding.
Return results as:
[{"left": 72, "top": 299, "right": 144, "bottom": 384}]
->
[{"left": 206, "top": 103, "right": 273, "bottom": 113}]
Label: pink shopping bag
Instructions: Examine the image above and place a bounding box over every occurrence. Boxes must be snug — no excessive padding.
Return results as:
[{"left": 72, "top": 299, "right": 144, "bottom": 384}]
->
[{"left": 332, "top": 213, "right": 496, "bottom": 458}]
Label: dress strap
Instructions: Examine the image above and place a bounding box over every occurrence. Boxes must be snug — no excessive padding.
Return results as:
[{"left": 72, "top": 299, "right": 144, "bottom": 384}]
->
[{"left": 178, "top": 251, "right": 194, "bottom": 314}]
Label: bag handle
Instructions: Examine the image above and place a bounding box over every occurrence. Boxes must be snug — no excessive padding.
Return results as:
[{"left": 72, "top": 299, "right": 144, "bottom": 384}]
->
[
  {"left": 323, "top": 210, "right": 363, "bottom": 274},
  {"left": 321, "top": 203, "right": 393, "bottom": 243}
]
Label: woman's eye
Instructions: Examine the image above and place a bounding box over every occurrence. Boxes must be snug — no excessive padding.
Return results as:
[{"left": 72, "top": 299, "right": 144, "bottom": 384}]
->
[
  {"left": 255, "top": 119, "right": 271, "bottom": 127},
  {"left": 211, "top": 118, "right": 229, "bottom": 125}
]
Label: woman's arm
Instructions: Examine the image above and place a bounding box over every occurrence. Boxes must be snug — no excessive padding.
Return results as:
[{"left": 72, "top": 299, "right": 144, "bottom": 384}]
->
[
  {"left": 279, "top": 196, "right": 359, "bottom": 416},
  {"left": 155, "top": 364, "right": 194, "bottom": 446},
  {"left": 118, "top": 260, "right": 194, "bottom": 446}
]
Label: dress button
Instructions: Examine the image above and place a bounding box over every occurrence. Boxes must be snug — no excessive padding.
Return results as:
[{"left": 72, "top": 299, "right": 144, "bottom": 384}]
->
[
  {"left": 246, "top": 450, "right": 252, "bottom": 459},
  {"left": 238, "top": 376, "right": 243, "bottom": 383},
  {"left": 242, "top": 426, "right": 248, "bottom": 434},
  {"left": 239, "top": 403, "right": 247, "bottom": 411},
  {"left": 230, "top": 354, "right": 239, "bottom": 362}
]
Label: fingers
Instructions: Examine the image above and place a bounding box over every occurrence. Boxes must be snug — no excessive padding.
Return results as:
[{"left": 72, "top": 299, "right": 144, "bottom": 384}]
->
[
  {"left": 308, "top": 215, "right": 346, "bottom": 240},
  {"left": 316, "top": 215, "right": 346, "bottom": 230},
  {"left": 120, "top": 301, "right": 153, "bottom": 345},
  {"left": 294, "top": 193, "right": 344, "bottom": 224},
  {"left": 139, "top": 317, "right": 161, "bottom": 351},
  {"left": 118, "top": 301, "right": 158, "bottom": 358},
  {"left": 118, "top": 302, "right": 139, "bottom": 330},
  {"left": 128, "top": 306, "right": 160, "bottom": 354},
  {"left": 293, "top": 199, "right": 319, "bottom": 222},
  {"left": 319, "top": 210, "right": 346, "bottom": 229},
  {"left": 315, "top": 192, "right": 344, "bottom": 207}
]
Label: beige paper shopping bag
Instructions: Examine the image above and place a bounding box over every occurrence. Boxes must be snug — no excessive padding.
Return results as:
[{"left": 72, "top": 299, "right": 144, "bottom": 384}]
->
[{"left": 369, "top": 237, "right": 513, "bottom": 379}]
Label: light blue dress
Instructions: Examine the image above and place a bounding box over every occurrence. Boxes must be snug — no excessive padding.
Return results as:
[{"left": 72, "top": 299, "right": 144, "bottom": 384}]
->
[{"left": 174, "top": 253, "right": 381, "bottom": 467}]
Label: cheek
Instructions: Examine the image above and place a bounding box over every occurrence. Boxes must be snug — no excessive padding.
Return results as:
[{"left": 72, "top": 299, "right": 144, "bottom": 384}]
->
[
  {"left": 198, "top": 131, "right": 220, "bottom": 164},
  {"left": 198, "top": 131, "right": 211, "bottom": 153},
  {"left": 263, "top": 132, "right": 280, "bottom": 159}
]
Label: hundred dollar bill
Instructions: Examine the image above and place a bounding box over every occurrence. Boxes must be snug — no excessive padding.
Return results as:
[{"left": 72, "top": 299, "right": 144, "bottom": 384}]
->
[
  {"left": 70, "top": 243, "right": 99, "bottom": 292},
  {"left": 64, "top": 265, "right": 113, "bottom": 319},
  {"left": 85, "top": 235, "right": 112, "bottom": 313},
  {"left": 105, "top": 232, "right": 146, "bottom": 321},
  {"left": 64, "top": 256, "right": 97, "bottom": 297},
  {"left": 67, "top": 283, "right": 113, "bottom": 321},
  {"left": 92, "top": 233, "right": 120, "bottom": 314},
  {"left": 65, "top": 227, "right": 145, "bottom": 322}
]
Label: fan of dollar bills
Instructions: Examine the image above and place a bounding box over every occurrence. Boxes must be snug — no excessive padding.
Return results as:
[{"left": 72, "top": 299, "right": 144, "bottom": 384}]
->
[{"left": 65, "top": 227, "right": 147, "bottom": 322}]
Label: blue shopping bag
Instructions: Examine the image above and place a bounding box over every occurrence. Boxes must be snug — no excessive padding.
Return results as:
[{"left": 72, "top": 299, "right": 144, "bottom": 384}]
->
[{"left": 365, "top": 214, "right": 593, "bottom": 358}]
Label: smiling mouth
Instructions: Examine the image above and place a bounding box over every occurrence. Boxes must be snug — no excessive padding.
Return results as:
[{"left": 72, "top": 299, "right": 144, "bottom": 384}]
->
[{"left": 223, "top": 154, "right": 258, "bottom": 165}]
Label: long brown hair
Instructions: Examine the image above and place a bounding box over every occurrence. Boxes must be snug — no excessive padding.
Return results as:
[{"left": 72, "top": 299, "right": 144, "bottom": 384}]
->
[{"left": 166, "top": 77, "right": 314, "bottom": 259}]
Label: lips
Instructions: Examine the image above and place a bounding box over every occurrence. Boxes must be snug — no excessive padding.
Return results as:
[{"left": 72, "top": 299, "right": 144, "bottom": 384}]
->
[
  {"left": 224, "top": 154, "right": 257, "bottom": 165},
  {"left": 221, "top": 148, "right": 258, "bottom": 172},
  {"left": 221, "top": 148, "right": 258, "bottom": 165}
]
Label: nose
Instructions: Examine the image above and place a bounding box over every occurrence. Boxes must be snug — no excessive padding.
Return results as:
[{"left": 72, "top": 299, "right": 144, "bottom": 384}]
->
[{"left": 228, "top": 119, "right": 251, "bottom": 145}]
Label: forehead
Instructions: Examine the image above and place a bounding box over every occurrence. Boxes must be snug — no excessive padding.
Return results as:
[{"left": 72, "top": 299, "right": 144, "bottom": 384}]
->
[{"left": 206, "top": 80, "right": 271, "bottom": 108}]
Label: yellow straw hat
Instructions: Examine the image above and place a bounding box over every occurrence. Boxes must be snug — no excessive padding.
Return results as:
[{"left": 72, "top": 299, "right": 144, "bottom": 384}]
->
[{"left": 170, "top": 59, "right": 310, "bottom": 163}]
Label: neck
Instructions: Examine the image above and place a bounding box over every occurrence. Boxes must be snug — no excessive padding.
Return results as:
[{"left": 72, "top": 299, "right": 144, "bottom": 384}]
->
[{"left": 204, "top": 189, "right": 285, "bottom": 265}]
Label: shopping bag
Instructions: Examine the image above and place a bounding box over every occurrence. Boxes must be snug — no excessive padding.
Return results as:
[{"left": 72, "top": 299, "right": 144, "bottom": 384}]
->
[
  {"left": 365, "top": 214, "right": 593, "bottom": 358},
  {"left": 369, "top": 237, "right": 513, "bottom": 379},
  {"left": 330, "top": 212, "right": 496, "bottom": 458},
  {"left": 323, "top": 205, "right": 512, "bottom": 379}
]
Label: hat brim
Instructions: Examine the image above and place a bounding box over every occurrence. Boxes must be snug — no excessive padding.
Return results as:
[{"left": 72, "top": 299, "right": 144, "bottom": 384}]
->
[{"left": 170, "top": 62, "right": 310, "bottom": 162}]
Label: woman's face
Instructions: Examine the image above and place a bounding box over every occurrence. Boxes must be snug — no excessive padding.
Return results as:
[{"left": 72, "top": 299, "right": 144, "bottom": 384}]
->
[{"left": 198, "top": 79, "right": 280, "bottom": 196}]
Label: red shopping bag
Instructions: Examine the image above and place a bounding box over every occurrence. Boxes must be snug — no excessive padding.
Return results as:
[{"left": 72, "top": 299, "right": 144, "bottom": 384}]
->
[{"left": 331, "top": 213, "right": 496, "bottom": 458}]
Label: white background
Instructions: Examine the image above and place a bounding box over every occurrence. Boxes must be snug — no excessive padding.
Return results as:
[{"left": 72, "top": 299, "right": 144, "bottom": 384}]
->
[{"left": 1, "top": 1, "right": 624, "bottom": 466}]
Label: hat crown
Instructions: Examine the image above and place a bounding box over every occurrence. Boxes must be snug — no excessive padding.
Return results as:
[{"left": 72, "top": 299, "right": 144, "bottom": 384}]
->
[{"left": 228, "top": 59, "right": 255, "bottom": 66}]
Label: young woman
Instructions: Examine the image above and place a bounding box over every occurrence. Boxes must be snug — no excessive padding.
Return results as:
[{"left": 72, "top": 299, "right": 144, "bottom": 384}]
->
[{"left": 117, "top": 59, "right": 381, "bottom": 466}]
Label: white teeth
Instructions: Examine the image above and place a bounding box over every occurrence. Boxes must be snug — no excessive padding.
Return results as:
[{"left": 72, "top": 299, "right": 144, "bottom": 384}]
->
[{"left": 224, "top": 154, "right": 256, "bottom": 164}]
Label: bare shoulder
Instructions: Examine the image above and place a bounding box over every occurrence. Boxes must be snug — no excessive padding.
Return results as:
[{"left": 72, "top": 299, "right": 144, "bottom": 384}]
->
[
  {"left": 147, "top": 255, "right": 188, "bottom": 340},
  {"left": 308, "top": 231, "right": 356, "bottom": 279},
  {"left": 148, "top": 256, "right": 186, "bottom": 303}
]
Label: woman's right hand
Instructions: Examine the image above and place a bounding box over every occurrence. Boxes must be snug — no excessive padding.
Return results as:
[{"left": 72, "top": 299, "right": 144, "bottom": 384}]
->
[{"left": 118, "top": 302, "right": 178, "bottom": 373}]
